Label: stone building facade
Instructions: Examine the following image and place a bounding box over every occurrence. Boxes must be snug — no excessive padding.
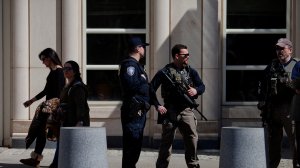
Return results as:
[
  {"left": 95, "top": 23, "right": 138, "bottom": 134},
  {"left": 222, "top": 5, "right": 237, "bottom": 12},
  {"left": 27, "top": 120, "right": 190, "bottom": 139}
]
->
[{"left": 0, "top": 0, "right": 299, "bottom": 147}]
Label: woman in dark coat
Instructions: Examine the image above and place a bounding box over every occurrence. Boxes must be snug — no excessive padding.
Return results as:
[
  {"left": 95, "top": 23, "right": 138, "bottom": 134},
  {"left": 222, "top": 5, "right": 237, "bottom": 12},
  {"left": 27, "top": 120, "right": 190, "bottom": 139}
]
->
[{"left": 49, "top": 60, "right": 90, "bottom": 168}]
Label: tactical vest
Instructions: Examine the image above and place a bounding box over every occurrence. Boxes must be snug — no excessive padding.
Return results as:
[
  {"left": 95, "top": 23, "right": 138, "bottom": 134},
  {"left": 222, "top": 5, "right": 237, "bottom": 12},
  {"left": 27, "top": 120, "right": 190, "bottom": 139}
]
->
[
  {"left": 161, "top": 65, "right": 193, "bottom": 100},
  {"left": 284, "top": 58, "right": 297, "bottom": 80},
  {"left": 269, "top": 58, "right": 298, "bottom": 100},
  {"left": 270, "top": 58, "right": 297, "bottom": 82}
]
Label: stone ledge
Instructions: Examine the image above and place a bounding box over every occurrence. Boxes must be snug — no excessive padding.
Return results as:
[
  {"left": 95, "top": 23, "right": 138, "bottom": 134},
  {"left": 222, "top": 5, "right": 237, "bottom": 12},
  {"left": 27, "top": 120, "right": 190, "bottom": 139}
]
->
[
  {"left": 222, "top": 106, "right": 261, "bottom": 118},
  {"left": 13, "top": 120, "right": 220, "bottom": 134}
]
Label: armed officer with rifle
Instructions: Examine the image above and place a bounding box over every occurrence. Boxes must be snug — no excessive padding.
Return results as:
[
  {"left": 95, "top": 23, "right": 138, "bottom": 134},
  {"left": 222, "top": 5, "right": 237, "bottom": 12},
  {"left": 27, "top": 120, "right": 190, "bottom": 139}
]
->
[
  {"left": 258, "top": 38, "right": 300, "bottom": 168},
  {"left": 151, "top": 44, "right": 205, "bottom": 168}
]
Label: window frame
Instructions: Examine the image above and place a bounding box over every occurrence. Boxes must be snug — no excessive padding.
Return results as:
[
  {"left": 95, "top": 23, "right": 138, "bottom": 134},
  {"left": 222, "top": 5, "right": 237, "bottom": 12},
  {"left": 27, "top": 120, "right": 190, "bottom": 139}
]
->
[
  {"left": 222, "top": 0, "right": 291, "bottom": 105},
  {"left": 82, "top": 0, "right": 150, "bottom": 104}
]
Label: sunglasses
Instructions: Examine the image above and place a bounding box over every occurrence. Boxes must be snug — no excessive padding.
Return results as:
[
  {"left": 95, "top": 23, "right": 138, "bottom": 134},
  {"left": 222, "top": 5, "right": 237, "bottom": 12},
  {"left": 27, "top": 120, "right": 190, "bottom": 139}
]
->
[
  {"left": 178, "top": 53, "right": 190, "bottom": 58},
  {"left": 63, "top": 67, "right": 73, "bottom": 71},
  {"left": 275, "top": 46, "right": 287, "bottom": 50}
]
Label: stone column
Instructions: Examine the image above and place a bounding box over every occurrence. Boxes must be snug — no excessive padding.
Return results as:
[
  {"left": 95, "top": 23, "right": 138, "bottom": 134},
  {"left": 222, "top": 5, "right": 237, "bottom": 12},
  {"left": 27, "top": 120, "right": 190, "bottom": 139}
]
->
[
  {"left": 152, "top": 0, "right": 170, "bottom": 70},
  {"left": 0, "top": 0, "right": 3, "bottom": 144},
  {"left": 151, "top": 0, "right": 170, "bottom": 136},
  {"left": 3, "top": 0, "right": 12, "bottom": 146},
  {"left": 11, "top": 0, "right": 29, "bottom": 120},
  {"left": 61, "top": 0, "right": 82, "bottom": 64},
  {"left": 202, "top": 0, "right": 220, "bottom": 120},
  {"left": 295, "top": 0, "right": 300, "bottom": 58}
]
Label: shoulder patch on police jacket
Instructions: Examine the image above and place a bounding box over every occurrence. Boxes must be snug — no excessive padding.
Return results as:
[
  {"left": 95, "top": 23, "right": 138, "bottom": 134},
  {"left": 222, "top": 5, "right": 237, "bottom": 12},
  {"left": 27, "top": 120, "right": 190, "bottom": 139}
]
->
[{"left": 127, "top": 66, "right": 135, "bottom": 76}]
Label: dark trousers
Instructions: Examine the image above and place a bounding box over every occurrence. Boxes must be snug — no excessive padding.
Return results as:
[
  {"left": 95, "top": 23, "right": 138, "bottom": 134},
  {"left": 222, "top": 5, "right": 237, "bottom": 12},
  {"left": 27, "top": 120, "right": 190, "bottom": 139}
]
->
[
  {"left": 51, "top": 140, "right": 59, "bottom": 167},
  {"left": 121, "top": 114, "right": 146, "bottom": 168},
  {"left": 34, "top": 113, "right": 48, "bottom": 155},
  {"left": 267, "top": 103, "right": 297, "bottom": 168},
  {"left": 295, "top": 122, "right": 300, "bottom": 167}
]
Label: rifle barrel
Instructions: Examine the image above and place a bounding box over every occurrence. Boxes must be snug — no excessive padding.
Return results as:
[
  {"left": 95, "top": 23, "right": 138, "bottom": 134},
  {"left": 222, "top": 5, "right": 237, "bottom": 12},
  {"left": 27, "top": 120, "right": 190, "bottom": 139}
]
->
[{"left": 194, "top": 108, "right": 208, "bottom": 121}]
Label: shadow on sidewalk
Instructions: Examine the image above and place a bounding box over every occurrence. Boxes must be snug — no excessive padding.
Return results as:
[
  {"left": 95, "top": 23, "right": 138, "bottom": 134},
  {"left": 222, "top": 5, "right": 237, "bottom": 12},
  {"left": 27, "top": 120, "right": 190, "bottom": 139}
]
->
[
  {"left": 175, "top": 150, "right": 219, "bottom": 156},
  {"left": 0, "top": 163, "right": 31, "bottom": 168},
  {"left": 0, "top": 163, "right": 51, "bottom": 168}
]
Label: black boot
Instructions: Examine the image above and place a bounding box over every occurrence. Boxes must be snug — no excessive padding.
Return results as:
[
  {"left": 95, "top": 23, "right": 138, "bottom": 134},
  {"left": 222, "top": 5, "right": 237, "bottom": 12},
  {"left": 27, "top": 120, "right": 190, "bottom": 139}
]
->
[{"left": 20, "top": 151, "right": 43, "bottom": 167}]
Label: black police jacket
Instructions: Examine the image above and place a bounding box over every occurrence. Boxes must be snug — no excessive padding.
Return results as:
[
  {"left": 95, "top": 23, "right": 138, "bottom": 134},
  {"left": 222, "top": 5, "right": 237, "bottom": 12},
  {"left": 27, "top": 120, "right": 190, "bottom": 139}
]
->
[{"left": 119, "top": 57, "right": 151, "bottom": 110}]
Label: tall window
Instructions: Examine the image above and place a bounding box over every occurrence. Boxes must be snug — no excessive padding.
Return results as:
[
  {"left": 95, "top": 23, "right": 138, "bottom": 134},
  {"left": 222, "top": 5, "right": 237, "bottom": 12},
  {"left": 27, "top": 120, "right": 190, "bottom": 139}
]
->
[
  {"left": 223, "top": 0, "right": 289, "bottom": 104},
  {"left": 84, "top": 0, "right": 148, "bottom": 101}
]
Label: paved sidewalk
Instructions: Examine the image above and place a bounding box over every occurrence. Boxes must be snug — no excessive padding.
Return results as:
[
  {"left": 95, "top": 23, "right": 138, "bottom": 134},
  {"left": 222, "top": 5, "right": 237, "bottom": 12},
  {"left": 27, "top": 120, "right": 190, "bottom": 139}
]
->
[
  {"left": 0, "top": 147, "right": 219, "bottom": 168},
  {"left": 0, "top": 147, "right": 293, "bottom": 168}
]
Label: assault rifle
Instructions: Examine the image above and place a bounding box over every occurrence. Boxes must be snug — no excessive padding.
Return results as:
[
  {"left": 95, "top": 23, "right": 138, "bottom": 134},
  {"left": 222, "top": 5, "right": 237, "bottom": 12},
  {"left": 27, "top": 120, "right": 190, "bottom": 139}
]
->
[
  {"left": 162, "top": 70, "right": 207, "bottom": 121},
  {"left": 257, "top": 60, "right": 286, "bottom": 127},
  {"left": 257, "top": 80, "right": 271, "bottom": 127}
]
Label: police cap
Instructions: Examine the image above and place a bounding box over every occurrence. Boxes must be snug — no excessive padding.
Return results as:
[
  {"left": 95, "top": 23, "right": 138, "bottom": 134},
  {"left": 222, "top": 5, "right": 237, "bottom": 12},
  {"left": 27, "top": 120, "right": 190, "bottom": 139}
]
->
[{"left": 128, "top": 37, "right": 149, "bottom": 48}]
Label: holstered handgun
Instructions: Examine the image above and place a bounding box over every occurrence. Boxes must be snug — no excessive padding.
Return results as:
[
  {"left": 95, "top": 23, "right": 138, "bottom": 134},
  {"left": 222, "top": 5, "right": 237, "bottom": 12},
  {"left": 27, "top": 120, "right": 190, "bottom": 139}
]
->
[{"left": 129, "top": 97, "right": 150, "bottom": 118}]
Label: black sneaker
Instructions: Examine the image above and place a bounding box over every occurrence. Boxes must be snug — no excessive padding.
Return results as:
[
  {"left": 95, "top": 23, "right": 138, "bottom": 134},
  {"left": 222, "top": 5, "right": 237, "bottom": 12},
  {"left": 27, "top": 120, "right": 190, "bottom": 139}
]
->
[{"left": 20, "top": 158, "right": 40, "bottom": 167}]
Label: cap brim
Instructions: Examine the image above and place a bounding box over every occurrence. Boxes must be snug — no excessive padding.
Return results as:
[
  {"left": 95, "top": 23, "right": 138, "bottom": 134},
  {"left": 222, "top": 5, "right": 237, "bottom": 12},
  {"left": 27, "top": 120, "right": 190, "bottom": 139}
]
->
[
  {"left": 276, "top": 42, "right": 285, "bottom": 47},
  {"left": 143, "top": 43, "right": 150, "bottom": 46}
]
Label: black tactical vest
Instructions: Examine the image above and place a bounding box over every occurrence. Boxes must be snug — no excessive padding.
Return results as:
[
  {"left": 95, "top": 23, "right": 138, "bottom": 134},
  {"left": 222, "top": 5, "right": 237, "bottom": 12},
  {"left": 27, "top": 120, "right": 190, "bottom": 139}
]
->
[{"left": 161, "top": 64, "right": 193, "bottom": 104}]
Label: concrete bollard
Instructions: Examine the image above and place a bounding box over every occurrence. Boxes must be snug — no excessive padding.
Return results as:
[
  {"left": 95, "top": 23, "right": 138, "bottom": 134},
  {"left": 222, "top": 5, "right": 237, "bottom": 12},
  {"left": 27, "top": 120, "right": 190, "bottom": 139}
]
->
[
  {"left": 219, "top": 127, "right": 268, "bottom": 168},
  {"left": 58, "top": 127, "right": 108, "bottom": 168}
]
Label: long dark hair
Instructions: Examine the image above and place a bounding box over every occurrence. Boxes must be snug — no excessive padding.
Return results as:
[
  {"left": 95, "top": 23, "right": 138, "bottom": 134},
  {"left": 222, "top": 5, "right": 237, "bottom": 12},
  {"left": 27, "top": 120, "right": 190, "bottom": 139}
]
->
[
  {"left": 39, "top": 48, "right": 62, "bottom": 66},
  {"left": 65, "top": 60, "right": 83, "bottom": 83},
  {"left": 65, "top": 60, "right": 88, "bottom": 98}
]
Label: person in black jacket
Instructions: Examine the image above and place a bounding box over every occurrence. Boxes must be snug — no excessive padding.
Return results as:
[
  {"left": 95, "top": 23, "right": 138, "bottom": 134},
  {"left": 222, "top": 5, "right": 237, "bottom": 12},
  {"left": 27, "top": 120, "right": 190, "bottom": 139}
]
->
[
  {"left": 258, "top": 38, "right": 300, "bottom": 168},
  {"left": 151, "top": 44, "right": 205, "bottom": 168},
  {"left": 20, "top": 48, "right": 65, "bottom": 167},
  {"left": 291, "top": 71, "right": 300, "bottom": 168},
  {"left": 49, "top": 60, "right": 90, "bottom": 168},
  {"left": 119, "top": 36, "right": 151, "bottom": 168}
]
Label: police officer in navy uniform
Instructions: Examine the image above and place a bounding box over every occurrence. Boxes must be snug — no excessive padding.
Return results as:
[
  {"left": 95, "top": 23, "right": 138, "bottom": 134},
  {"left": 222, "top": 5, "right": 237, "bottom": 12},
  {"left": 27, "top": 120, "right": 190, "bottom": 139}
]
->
[
  {"left": 258, "top": 38, "right": 300, "bottom": 168},
  {"left": 119, "top": 36, "right": 151, "bottom": 168},
  {"left": 151, "top": 44, "right": 205, "bottom": 168}
]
